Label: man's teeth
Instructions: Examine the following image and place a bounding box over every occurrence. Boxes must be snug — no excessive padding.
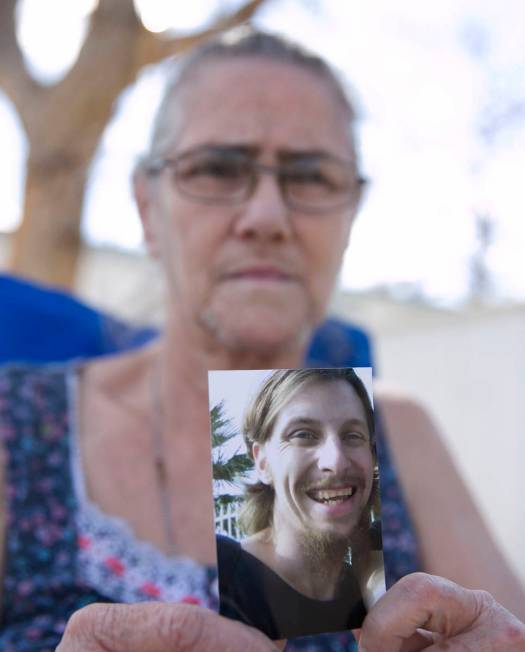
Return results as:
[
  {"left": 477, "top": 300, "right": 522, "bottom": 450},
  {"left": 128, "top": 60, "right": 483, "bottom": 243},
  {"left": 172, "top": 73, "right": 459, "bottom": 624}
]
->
[{"left": 309, "top": 487, "right": 355, "bottom": 504}]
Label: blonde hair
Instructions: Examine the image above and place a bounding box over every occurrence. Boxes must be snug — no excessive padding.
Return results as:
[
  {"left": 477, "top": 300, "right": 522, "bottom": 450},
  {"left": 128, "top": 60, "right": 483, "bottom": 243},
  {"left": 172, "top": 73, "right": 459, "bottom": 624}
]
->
[{"left": 238, "top": 368, "right": 376, "bottom": 535}]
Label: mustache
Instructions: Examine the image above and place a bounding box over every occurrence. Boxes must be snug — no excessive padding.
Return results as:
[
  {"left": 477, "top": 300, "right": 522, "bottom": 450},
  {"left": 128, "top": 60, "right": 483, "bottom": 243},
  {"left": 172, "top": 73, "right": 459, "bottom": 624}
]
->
[{"left": 302, "top": 474, "right": 366, "bottom": 492}]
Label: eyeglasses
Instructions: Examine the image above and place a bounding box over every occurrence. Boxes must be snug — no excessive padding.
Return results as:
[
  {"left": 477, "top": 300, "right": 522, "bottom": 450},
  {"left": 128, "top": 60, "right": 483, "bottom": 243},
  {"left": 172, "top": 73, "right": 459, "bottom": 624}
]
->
[{"left": 145, "top": 146, "right": 366, "bottom": 214}]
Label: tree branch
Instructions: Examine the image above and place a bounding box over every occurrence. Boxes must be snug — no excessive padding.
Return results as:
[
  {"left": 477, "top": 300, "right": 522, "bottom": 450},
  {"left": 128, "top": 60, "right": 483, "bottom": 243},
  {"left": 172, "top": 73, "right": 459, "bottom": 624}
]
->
[
  {"left": 0, "top": 0, "right": 44, "bottom": 120},
  {"left": 23, "top": 0, "right": 144, "bottom": 153},
  {"left": 71, "top": 0, "right": 143, "bottom": 81},
  {"left": 135, "top": 0, "right": 270, "bottom": 69}
]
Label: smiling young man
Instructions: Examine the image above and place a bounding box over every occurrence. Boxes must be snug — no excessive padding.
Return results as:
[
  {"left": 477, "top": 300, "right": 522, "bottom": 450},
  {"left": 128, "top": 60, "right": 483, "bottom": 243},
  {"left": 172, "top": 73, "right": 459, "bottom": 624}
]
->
[{"left": 217, "top": 368, "right": 381, "bottom": 640}]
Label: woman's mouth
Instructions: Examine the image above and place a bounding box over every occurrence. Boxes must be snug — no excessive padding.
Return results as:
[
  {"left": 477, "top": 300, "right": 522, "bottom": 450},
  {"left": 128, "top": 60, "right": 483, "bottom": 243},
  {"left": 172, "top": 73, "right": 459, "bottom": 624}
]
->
[{"left": 225, "top": 267, "right": 294, "bottom": 283}]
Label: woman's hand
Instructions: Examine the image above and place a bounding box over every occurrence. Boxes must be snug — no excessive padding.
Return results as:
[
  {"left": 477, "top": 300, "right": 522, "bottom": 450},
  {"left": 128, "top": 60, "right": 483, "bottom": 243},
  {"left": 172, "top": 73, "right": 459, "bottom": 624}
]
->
[
  {"left": 357, "top": 573, "right": 525, "bottom": 651},
  {"left": 56, "top": 602, "right": 284, "bottom": 652},
  {"left": 56, "top": 573, "right": 525, "bottom": 652}
]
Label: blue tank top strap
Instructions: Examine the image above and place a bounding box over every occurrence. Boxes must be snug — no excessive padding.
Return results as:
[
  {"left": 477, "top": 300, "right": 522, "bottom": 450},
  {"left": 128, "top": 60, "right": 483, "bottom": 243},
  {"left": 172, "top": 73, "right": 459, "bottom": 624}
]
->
[
  {"left": 374, "top": 406, "right": 422, "bottom": 586},
  {"left": 0, "top": 365, "right": 105, "bottom": 651}
]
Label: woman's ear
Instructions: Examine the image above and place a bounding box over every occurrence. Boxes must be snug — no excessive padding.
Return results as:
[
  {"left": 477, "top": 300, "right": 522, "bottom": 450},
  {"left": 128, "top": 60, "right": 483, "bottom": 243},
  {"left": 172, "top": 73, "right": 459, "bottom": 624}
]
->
[
  {"left": 133, "top": 168, "right": 161, "bottom": 258},
  {"left": 252, "top": 442, "right": 272, "bottom": 486}
]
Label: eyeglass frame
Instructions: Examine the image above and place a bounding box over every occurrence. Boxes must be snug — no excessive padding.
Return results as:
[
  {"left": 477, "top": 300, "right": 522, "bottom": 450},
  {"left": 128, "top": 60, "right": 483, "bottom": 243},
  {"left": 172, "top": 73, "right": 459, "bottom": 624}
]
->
[{"left": 144, "top": 145, "right": 368, "bottom": 215}]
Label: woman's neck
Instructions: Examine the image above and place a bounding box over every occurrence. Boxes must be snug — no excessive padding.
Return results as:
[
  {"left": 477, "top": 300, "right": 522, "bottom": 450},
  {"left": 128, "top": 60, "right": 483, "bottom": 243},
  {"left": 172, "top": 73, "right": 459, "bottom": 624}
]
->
[
  {"left": 162, "top": 310, "right": 308, "bottom": 385},
  {"left": 150, "top": 316, "right": 307, "bottom": 445}
]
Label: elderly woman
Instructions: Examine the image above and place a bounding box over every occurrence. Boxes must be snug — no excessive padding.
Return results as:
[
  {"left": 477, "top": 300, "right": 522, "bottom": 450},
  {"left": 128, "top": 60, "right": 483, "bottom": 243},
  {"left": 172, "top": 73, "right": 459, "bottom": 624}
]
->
[
  {"left": 218, "top": 368, "right": 381, "bottom": 640},
  {"left": 0, "top": 29, "right": 523, "bottom": 652}
]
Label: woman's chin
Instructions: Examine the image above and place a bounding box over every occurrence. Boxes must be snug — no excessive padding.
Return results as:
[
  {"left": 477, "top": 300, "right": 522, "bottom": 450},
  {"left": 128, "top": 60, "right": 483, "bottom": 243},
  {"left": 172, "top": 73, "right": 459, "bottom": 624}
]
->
[{"left": 199, "top": 302, "right": 314, "bottom": 360}]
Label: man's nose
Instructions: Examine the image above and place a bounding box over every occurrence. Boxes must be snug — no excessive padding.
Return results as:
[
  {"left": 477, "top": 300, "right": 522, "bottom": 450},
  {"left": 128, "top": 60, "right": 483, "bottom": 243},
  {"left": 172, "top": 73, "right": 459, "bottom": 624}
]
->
[
  {"left": 316, "top": 435, "right": 348, "bottom": 474},
  {"left": 233, "top": 171, "right": 292, "bottom": 242}
]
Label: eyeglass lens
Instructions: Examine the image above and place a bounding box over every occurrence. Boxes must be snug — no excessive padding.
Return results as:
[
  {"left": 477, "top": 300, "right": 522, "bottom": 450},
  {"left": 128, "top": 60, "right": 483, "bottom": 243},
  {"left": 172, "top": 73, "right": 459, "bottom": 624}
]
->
[{"left": 171, "top": 148, "right": 360, "bottom": 211}]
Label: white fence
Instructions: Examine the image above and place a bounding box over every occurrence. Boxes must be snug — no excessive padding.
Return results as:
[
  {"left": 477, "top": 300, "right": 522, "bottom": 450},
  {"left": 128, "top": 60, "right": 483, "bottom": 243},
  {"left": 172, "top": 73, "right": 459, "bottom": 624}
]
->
[{"left": 215, "top": 501, "right": 241, "bottom": 539}]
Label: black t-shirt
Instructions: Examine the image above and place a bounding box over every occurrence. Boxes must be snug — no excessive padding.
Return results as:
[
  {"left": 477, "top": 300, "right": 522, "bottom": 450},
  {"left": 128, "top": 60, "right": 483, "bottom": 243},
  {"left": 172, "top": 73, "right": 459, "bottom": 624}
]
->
[{"left": 217, "top": 535, "right": 366, "bottom": 640}]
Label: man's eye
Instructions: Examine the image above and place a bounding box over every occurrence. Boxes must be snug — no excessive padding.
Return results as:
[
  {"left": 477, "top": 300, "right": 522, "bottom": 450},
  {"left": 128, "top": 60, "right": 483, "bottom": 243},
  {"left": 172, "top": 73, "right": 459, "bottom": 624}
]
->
[
  {"left": 343, "top": 431, "right": 367, "bottom": 443},
  {"left": 290, "top": 430, "right": 317, "bottom": 441}
]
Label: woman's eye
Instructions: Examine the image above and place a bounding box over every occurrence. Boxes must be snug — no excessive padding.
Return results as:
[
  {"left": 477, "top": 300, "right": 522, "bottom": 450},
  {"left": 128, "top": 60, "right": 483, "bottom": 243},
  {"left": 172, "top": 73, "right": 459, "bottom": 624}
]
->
[
  {"left": 198, "top": 161, "right": 241, "bottom": 178},
  {"left": 181, "top": 157, "right": 248, "bottom": 180},
  {"left": 284, "top": 168, "right": 333, "bottom": 187}
]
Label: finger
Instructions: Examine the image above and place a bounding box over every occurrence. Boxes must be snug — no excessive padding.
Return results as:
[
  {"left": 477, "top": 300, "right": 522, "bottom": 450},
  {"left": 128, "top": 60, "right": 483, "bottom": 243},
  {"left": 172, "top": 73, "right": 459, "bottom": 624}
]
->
[
  {"left": 358, "top": 573, "right": 482, "bottom": 652},
  {"left": 418, "top": 600, "right": 525, "bottom": 652},
  {"left": 356, "top": 626, "right": 434, "bottom": 652},
  {"left": 57, "top": 602, "right": 279, "bottom": 652}
]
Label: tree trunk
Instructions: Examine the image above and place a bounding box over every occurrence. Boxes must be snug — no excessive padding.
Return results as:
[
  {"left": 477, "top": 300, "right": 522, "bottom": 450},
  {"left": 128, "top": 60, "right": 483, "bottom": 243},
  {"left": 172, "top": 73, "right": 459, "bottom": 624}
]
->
[{"left": 10, "top": 148, "right": 90, "bottom": 288}]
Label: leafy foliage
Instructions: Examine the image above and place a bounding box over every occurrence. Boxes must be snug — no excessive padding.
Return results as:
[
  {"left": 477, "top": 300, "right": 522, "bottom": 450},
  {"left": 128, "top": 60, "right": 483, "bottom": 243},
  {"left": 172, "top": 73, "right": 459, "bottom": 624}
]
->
[
  {"left": 211, "top": 401, "right": 254, "bottom": 528},
  {"left": 210, "top": 401, "right": 253, "bottom": 537},
  {"left": 211, "top": 401, "right": 253, "bottom": 484}
]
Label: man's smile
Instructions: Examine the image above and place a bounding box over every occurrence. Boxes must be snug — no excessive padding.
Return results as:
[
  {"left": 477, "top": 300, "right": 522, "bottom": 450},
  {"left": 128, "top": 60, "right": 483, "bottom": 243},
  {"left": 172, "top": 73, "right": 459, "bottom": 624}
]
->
[{"left": 306, "top": 485, "right": 356, "bottom": 504}]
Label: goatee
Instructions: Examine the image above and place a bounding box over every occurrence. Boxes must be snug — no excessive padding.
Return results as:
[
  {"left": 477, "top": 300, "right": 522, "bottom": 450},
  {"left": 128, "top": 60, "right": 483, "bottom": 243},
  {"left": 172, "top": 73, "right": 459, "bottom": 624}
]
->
[{"left": 299, "top": 527, "right": 352, "bottom": 570}]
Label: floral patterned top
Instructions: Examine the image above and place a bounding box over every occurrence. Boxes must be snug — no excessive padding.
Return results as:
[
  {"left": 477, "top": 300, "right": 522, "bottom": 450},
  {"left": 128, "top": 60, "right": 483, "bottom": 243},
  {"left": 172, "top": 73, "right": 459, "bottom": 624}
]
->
[{"left": 0, "top": 364, "right": 421, "bottom": 651}]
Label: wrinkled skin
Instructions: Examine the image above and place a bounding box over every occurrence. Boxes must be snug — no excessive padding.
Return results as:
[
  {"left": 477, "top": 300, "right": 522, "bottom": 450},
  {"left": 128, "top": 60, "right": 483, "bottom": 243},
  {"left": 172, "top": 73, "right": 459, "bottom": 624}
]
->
[{"left": 57, "top": 574, "right": 525, "bottom": 652}]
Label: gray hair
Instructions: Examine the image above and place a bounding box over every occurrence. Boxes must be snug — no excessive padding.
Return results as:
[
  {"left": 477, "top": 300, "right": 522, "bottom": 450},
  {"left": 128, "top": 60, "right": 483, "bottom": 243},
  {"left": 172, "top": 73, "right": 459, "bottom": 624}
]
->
[{"left": 136, "top": 27, "right": 359, "bottom": 173}]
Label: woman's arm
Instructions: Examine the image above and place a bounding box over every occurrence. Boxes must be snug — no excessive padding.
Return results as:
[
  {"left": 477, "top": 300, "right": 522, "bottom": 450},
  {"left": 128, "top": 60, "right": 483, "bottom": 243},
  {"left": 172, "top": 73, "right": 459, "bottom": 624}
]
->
[{"left": 377, "top": 389, "right": 525, "bottom": 620}]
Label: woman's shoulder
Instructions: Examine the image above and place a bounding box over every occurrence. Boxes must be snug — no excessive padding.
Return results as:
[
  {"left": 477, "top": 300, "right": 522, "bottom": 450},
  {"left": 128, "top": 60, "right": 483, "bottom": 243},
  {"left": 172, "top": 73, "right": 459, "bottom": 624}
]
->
[
  {"left": 0, "top": 337, "right": 154, "bottom": 389},
  {"left": 374, "top": 383, "right": 441, "bottom": 450},
  {"left": 373, "top": 384, "right": 451, "bottom": 506}
]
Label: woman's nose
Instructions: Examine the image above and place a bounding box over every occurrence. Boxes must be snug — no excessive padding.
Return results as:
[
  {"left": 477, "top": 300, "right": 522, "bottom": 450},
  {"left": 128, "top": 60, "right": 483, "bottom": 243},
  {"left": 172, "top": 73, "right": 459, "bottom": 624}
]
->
[{"left": 233, "top": 173, "right": 292, "bottom": 242}]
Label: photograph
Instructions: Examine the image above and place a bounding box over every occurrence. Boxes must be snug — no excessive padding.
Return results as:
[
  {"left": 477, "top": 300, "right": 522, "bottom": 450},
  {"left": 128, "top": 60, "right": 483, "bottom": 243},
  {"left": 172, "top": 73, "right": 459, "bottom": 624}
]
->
[{"left": 209, "top": 367, "right": 385, "bottom": 640}]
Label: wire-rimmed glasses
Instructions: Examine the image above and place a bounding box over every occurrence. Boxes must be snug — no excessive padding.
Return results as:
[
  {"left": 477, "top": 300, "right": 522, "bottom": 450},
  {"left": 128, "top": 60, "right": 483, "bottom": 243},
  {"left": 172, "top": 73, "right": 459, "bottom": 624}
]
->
[{"left": 145, "top": 145, "right": 366, "bottom": 214}]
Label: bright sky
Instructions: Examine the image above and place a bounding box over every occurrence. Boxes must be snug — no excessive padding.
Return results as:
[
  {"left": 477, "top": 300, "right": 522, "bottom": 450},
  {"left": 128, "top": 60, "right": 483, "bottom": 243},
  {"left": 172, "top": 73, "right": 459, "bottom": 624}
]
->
[{"left": 0, "top": 0, "right": 523, "bottom": 304}]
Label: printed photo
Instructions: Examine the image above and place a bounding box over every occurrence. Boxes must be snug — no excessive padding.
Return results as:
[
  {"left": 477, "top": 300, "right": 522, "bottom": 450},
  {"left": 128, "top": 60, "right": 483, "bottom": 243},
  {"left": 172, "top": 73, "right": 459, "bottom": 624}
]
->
[{"left": 209, "top": 368, "right": 386, "bottom": 640}]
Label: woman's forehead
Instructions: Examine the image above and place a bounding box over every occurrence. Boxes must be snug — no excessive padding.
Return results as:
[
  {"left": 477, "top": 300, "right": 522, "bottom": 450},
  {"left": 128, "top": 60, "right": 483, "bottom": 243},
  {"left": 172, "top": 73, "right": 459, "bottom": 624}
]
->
[{"left": 160, "top": 58, "right": 354, "bottom": 157}]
